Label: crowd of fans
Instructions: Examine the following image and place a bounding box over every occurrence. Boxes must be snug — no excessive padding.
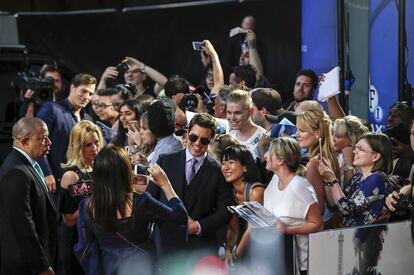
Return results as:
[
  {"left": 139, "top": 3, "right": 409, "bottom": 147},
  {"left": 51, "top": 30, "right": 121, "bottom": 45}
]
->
[{"left": 1, "top": 15, "right": 413, "bottom": 275}]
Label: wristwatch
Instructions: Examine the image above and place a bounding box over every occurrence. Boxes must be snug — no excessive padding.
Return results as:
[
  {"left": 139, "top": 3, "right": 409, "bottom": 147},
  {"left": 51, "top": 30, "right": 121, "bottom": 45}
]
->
[
  {"left": 343, "top": 165, "right": 354, "bottom": 173},
  {"left": 323, "top": 179, "right": 339, "bottom": 187}
]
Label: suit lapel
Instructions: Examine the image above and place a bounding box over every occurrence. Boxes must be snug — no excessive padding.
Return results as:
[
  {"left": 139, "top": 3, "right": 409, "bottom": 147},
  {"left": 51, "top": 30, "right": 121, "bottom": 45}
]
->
[
  {"left": 14, "top": 150, "right": 57, "bottom": 211},
  {"left": 28, "top": 164, "right": 57, "bottom": 211},
  {"left": 175, "top": 150, "right": 187, "bottom": 199}
]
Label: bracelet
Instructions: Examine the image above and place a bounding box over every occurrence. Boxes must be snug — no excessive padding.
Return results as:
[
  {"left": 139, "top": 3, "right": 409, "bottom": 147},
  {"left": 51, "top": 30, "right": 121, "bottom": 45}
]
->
[
  {"left": 232, "top": 246, "right": 238, "bottom": 261},
  {"left": 323, "top": 179, "right": 339, "bottom": 187},
  {"left": 343, "top": 165, "right": 354, "bottom": 172},
  {"left": 141, "top": 64, "right": 146, "bottom": 73}
]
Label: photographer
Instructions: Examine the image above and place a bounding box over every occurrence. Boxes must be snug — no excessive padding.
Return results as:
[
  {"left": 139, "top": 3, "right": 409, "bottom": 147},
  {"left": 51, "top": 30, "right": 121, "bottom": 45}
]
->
[
  {"left": 385, "top": 118, "right": 414, "bottom": 220},
  {"left": 19, "top": 63, "right": 63, "bottom": 118},
  {"left": 97, "top": 57, "right": 167, "bottom": 97}
]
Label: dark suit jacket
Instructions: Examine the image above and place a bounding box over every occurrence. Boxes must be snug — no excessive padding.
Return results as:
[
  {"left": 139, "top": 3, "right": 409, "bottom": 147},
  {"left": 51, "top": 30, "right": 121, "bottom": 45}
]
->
[
  {"left": 36, "top": 99, "right": 91, "bottom": 181},
  {"left": 147, "top": 149, "right": 234, "bottom": 251},
  {"left": 0, "top": 149, "right": 58, "bottom": 274}
]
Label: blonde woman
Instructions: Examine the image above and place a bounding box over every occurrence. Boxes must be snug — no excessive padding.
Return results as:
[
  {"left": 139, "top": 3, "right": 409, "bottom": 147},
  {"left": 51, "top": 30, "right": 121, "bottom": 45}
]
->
[
  {"left": 59, "top": 121, "right": 104, "bottom": 275},
  {"left": 264, "top": 137, "right": 323, "bottom": 275},
  {"left": 332, "top": 116, "right": 369, "bottom": 187},
  {"left": 296, "top": 107, "right": 340, "bottom": 224}
]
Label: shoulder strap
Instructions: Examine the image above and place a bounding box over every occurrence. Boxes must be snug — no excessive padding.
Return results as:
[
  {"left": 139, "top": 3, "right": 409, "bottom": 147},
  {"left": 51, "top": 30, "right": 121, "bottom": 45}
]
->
[{"left": 115, "top": 231, "right": 150, "bottom": 257}]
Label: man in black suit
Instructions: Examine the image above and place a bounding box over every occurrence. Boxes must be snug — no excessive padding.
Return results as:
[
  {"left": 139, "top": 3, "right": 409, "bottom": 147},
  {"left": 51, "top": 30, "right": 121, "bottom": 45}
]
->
[
  {"left": 148, "top": 113, "right": 234, "bottom": 253},
  {"left": 0, "top": 117, "right": 57, "bottom": 275}
]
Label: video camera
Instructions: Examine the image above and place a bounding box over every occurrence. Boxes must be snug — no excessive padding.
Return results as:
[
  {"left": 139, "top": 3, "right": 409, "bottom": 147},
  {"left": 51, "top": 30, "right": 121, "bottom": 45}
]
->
[
  {"left": 183, "top": 86, "right": 213, "bottom": 112},
  {"left": 17, "top": 71, "right": 54, "bottom": 106}
]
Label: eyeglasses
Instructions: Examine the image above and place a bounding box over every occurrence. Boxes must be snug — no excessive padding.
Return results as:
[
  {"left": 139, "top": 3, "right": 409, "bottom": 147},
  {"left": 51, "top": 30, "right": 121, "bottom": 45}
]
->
[
  {"left": 95, "top": 103, "right": 113, "bottom": 110},
  {"left": 354, "top": 144, "right": 376, "bottom": 153},
  {"left": 112, "top": 102, "right": 123, "bottom": 111},
  {"left": 188, "top": 133, "right": 211, "bottom": 145}
]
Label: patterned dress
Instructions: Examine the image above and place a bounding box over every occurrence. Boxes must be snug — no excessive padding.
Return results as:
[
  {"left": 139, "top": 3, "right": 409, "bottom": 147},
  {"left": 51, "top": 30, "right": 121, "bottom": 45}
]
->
[{"left": 338, "top": 172, "right": 391, "bottom": 227}]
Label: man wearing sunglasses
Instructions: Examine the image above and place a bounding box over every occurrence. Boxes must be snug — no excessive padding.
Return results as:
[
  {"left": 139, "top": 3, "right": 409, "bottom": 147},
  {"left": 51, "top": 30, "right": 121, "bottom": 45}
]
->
[{"left": 147, "top": 113, "right": 234, "bottom": 254}]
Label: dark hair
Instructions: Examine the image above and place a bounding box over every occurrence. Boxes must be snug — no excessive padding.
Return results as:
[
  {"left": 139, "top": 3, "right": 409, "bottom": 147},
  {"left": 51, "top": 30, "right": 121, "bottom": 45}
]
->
[
  {"left": 114, "top": 84, "right": 136, "bottom": 100},
  {"left": 221, "top": 144, "right": 261, "bottom": 183},
  {"left": 136, "top": 94, "right": 154, "bottom": 112},
  {"left": 164, "top": 75, "right": 190, "bottom": 97},
  {"left": 188, "top": 113, "right": 218, "bottom": 138},
  {"left": 217, "top": 85, "right": 233, "bottom": 105},
  {"left": 40, "top": 63, "right": 60, "bottom": 77},
  {"left": 388, "top": 101, "right": 414, "bottom": 130},
  {"left": 360, "top": 132, "right": 393, "bottom": 174},
  {"left": 296, "top": 69, "right": 318, "bottom": 91},
  {"left": 97, "top": 87, "right": 118, "bottom": 97},
  {"left": 354, "top": 225, "right": 388, "bottom": 244},
  {"left": 201, "top": 64, "right": 213, "bottom": 91},
  {"left": 89, "top": 145, "right": 133, "bottom": 232},
  {"left": 209, "top": 134, "right": 240, "bottom": 161},
  {"left": 233, "top": 65, "right": 257, "bottom": 89},
  {"left": 251, "top": 88, "right": 282, "bottom": 114},
  {"left": 71, "top": 73, "right": 96, "bottom": 87},
  {"left": 113, "top": 99, "right": 144, "bottom": 147}
]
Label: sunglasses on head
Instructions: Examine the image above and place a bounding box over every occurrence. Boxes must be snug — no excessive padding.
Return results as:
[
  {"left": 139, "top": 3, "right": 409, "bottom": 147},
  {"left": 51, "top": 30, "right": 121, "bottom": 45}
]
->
[{"left": 188, "top": 133, "right": 211, "bottom": 145}]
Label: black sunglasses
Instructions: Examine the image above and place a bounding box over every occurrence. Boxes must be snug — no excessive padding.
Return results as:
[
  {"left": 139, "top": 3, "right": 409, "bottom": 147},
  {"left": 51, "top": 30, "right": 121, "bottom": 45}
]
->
[{"left": 188, "top": 133, "right": 211, "bottom": 145}]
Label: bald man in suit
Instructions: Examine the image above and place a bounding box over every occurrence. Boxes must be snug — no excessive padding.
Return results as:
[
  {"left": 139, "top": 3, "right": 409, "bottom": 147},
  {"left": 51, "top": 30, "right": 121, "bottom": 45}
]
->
[{"left": 0, "top": 117, "right": 57, "bottom": 275}]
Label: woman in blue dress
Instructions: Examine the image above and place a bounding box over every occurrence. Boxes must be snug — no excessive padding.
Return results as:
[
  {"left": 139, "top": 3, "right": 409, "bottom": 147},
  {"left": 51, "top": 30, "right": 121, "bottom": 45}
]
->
[
  {"left": 74, "top": 145, "right": 188, "bottom": 275},
  {"left": 318, "top": 132, "right": 393, "bottom": 227}
]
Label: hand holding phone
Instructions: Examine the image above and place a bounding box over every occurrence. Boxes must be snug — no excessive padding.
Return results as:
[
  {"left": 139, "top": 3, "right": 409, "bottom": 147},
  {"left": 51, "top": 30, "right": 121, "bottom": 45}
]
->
[
  {"left": 134, "top": 164, "right": 150, "bottom": 186},
  {"left": 128, "top": 120, "right": 140, "bottom": 131},
  {"left": 192, "top": 41, "right": 204, "bottom": 51}
]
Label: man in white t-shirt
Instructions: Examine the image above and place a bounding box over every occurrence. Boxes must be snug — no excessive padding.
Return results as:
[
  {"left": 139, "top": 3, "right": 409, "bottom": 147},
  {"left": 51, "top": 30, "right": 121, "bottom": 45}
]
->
[{"left": 226, "top": 89, "right": 265, "bottom": 159}]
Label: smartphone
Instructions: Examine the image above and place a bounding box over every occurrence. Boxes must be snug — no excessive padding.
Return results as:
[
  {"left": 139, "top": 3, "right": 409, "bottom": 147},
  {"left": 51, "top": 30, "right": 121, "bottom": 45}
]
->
[
  {"left": 134, "top": 164, "right": 150, "bottom": 185},
  {"left": 68, "top": 179, "right": 93, "bottom": 197},
  {"left": 129, "top": 120, "right": 140, "bottom": 131},
  {"left": 318, "top": 138, "right": 323, "bottom": 158},
  {"left": 134, "top": 164, "right": 150, "bottom": 176},
  {"left": 192, "top": 41, "right": 204, "bottom": 51}
]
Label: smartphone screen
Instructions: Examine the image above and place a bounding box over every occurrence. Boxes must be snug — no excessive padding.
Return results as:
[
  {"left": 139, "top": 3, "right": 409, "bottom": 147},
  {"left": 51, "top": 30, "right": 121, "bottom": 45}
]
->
[
  {"left": 134, "top": 165, "right": 149, "bottom": 185},
  {"left": 192, "top": 41, "right": 203, "bottom": 51},
  {"left": 68, "top": 179, "right": 93, "bottom": 197}
]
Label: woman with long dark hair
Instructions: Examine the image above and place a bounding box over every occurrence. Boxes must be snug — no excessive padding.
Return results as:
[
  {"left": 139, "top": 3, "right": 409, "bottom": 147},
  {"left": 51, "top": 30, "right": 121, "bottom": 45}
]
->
[
  {"left": 74, "top": 145, "right": 187, "bottom": 275},
  {"left": 112, "top": 99, "right": 144, "bottom": 148},
  {"left": 221, "top": 144, "right": 264, "bottom": 266}
]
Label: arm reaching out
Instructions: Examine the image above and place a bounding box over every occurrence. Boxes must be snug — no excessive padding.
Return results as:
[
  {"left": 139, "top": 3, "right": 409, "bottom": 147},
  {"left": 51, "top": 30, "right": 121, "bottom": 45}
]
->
[
  {"left": 202, "top": 40, "right": 224, "bottom": 95},
  {"left": 123, "top": 57, "right": 168, "bottom": 96}
]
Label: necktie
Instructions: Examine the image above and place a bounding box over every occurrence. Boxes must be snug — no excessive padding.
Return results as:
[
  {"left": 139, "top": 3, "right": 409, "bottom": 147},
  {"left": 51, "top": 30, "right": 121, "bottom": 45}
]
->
[
  {"left": 33, "top": 162, "right": 48, "bottom": 191},
  {"left": 186, "top": 158, "right": 198, "bottom": 184}
]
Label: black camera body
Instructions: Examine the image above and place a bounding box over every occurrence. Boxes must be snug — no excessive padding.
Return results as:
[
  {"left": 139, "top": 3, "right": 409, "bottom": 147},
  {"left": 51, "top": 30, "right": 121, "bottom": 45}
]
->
[
  {"left": 18, "top": 72, "right": 55, "bottom": 106},
  {"left": 182, "top": 86, "right": 213, "bottom": 112},
  {"left": 106, "top": 62, "right": 129, "bottom": 87},
  {"left": 183, "top": 93, "right": 199, "bottom": 111},
  {"left": 116, "top": 62, "right": 129, "bottom": 76},
  {"left": 394, "top": 194, "right": 414, "bottom": 217}
]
